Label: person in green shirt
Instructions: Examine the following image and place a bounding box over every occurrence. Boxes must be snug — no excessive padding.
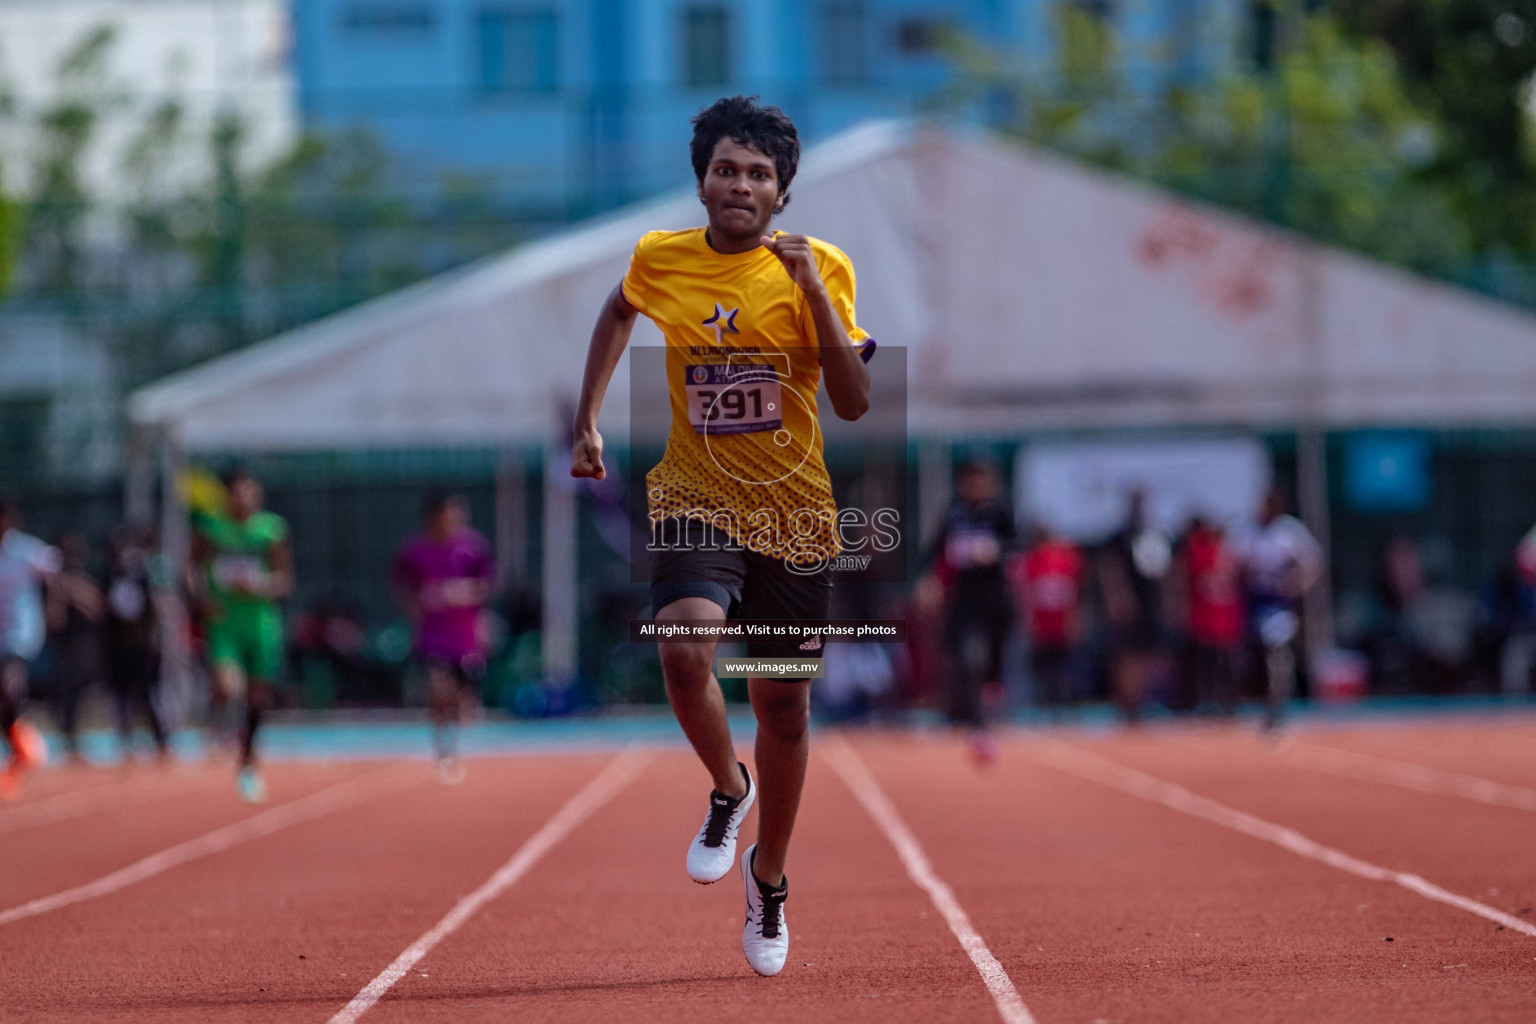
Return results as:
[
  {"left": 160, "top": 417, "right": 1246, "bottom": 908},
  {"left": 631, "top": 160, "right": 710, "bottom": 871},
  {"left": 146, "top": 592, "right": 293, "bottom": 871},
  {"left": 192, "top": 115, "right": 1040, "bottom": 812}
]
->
[{"left": 191, "top": 467, "right": 292, "bottom": 802}]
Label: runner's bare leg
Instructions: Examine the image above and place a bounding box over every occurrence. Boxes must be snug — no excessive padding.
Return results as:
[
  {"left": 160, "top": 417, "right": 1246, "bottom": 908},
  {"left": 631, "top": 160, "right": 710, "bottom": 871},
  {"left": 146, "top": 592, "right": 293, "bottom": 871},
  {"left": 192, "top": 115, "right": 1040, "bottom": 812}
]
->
[
  {"left": 747, "top": 676, "right": 810, "bottom": 887},
  {"left": 657, "top": 596, "right": 746, "bottom": 797}
]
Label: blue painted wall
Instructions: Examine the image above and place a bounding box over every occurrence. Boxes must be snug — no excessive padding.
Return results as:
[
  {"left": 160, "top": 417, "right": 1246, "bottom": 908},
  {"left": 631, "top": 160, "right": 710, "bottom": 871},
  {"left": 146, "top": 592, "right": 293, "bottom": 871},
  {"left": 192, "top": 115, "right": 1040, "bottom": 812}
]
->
[{"left": 292, "top": 0, "right": 1243, "bottom": 218}]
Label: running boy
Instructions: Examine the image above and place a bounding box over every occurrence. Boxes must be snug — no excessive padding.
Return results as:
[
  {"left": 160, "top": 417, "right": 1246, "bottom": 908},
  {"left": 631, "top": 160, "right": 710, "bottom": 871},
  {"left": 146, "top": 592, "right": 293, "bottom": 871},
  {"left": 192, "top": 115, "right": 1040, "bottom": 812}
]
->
[
  {"left": 191, "top": 468, "right": 292, "bottom": 802},
  {"left": 391, "top": 492, "right": 495, "bottom": 784},
  {"left": 570, "top": 96, "right": 873, "bottom": 976},
  {"left": 0, "top": 499, "right": 60, "bottom": 798}
]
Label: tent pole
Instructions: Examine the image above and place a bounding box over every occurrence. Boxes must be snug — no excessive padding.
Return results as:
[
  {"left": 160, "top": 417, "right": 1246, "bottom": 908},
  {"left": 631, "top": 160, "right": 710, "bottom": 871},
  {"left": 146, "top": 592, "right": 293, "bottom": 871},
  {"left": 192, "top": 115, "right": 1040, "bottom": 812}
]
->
[
  {"left": 1297, "top": 426, "right": 1335, "bottom": 659},
  {"left": 542, "top": 437, "right": 578, "bottom": 685},
  {"left": 1296, "top": 243, "right": 1335, "bottom": 663},
  {"left": 124, "top": 425, "right": 156, "bottom": 527},
  {"left": 156, "top": 432, "right": 194, "bottom": 731},
  {"left": 918, "top": 439, "right": 951, "bottom": 552},
  {"left": 495, "top": 447, "right": 527, "bottom": 592}
]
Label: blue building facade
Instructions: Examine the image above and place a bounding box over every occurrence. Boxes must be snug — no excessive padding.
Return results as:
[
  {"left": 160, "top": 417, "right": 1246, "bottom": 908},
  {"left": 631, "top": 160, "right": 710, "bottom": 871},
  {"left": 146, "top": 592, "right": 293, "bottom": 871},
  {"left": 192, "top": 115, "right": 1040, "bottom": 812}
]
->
[{"left": 292, "top": 0, "right": 1244, "bottom": 219}]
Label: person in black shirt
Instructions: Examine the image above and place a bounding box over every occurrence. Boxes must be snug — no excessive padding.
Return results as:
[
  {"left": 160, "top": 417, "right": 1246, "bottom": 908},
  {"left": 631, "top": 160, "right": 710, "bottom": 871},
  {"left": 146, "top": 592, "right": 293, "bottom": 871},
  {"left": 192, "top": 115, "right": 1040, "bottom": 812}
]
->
[
  {"left": 102, "top": 526, "right": 170, "bottom": 761},
  {"left": 1097, "top": 490, "right": 1172, "bottom": 723},
  {"left": 928, "top": 461, "right": 1016, "bottom": 761},
  {"left": 45, "top": 534, "right": 103, "bottom": 763}
]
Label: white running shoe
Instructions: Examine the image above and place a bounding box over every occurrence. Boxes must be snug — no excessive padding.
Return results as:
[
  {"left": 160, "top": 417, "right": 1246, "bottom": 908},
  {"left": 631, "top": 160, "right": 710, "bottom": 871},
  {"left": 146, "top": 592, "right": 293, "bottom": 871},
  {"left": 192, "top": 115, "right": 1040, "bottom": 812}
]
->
[
  {"left": 740, "top": 844, "right": 789, "bottom": 976},
  {"left": 436, "top": 757, "right": 467, "bottom": 786},
  {"left": 686, "top": 762, "right": 754, "bottom": 884},
  {"left": 236, "top": 767, "right": 267, "bottom": 804}
]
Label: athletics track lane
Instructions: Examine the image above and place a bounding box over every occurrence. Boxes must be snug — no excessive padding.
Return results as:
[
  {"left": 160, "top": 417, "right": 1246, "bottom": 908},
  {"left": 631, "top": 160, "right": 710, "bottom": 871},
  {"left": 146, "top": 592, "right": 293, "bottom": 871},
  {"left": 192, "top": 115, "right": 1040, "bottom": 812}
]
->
[
  {"left": 846, "top": 728, "right": 1535, "bottom": 1023},
  {"left": 1280, "top": 717, "right": 1536, "bottom": 791},
  {"left": 6, "top": 726, "right": 1535, "bottom": 1023},
  {"left": 0, "top": 762, "right": 382, "bottom": 909},
  {"left": 359, "top": 746, "right": 1003, "bottom": 1024},
  {"left": 1069, "top": 725, "right": 1536, "bottom": 921},
  {"left": 0, "top": 762, "right": 214, "bottom": 838},
  {"left": 0, "top": 754, "right": 614, "bottom": 1022}
]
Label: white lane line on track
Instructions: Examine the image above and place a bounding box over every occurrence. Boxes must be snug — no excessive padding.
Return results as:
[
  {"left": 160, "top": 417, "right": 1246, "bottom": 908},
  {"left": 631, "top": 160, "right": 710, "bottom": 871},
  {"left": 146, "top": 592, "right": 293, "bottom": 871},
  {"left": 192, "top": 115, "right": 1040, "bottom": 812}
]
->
[
  {"left": 1036, "top": 742, "right": 1536, "bottom": 940},
  {"left": 1275, "top": 739, "right": 1536, "bottom": 812},
  {"left": 0, "top": 764, "right": 413, "bottom": 927},
  {"left": 821, "top": 735, "right": 1037, "bottom": 1024},
  {"left": 0, "top": 770, "right": 210, "bottom": 834},
  {"left": 328, "top": 747, "right": 654, "bottom": 1024}
]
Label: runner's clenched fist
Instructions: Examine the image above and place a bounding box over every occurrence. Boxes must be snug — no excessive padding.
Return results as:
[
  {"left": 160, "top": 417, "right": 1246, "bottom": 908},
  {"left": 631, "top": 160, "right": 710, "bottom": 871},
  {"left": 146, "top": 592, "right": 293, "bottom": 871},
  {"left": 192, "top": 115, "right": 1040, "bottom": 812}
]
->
[{"left": 761, "top": 234, "right": 824, "bottom": 296}]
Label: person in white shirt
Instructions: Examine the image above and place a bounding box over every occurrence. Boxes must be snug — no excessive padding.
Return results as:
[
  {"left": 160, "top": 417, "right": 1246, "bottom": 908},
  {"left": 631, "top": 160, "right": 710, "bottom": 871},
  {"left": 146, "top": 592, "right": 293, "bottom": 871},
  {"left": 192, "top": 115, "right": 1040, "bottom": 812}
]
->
[
  {"left": 1237, "top": 488, "right": 1323, "bottom": 732},
  {"left": 0, "top": 499, "right": 62, "bottom": 797}
]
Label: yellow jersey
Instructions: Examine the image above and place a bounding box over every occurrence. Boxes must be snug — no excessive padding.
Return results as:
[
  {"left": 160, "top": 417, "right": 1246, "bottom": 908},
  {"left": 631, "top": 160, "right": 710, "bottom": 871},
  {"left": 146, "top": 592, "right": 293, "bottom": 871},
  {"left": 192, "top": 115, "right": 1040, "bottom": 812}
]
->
[{"left": 622, "top": 227, "right": 871, "bottom": 566}]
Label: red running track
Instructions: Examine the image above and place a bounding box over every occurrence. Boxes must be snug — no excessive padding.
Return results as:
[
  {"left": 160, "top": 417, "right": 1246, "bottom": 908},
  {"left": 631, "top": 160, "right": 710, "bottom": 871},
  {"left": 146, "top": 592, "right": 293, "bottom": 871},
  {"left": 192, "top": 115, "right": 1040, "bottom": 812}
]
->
[{"left": 1, "top": 715, "right": 1534, "bottom": 1022}]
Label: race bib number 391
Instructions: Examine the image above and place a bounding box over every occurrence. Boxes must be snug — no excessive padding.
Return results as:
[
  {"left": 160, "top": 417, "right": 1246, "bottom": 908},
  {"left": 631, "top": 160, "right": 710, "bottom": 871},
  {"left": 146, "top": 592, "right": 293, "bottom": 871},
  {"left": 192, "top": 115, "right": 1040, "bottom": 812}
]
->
[{"left": 684, "top": 364, "right": 783, "bottom": 436}]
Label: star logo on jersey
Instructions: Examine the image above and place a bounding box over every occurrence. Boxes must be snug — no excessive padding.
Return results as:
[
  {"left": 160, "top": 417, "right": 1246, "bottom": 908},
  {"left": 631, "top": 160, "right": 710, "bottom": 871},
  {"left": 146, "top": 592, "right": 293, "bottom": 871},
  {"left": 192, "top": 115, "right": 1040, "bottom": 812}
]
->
[{"left": 702, "top": 303, "right": 740, "bottom": 345}]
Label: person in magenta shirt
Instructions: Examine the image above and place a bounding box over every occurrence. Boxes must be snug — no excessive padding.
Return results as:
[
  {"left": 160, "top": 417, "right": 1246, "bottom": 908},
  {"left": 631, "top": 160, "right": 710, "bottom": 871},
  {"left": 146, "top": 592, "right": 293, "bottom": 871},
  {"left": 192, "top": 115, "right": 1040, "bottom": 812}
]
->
[{"left": 391, "top": 492, "right": 495, "bottom": 782}]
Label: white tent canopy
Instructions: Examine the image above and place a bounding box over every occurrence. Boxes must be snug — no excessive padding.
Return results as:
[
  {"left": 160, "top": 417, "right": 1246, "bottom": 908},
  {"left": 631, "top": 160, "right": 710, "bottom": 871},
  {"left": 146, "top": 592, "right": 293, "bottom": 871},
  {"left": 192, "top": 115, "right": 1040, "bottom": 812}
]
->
[
  {"left": 131, "top": 119, "right": 1536, "bottom": 449},
  {"left": 128, "top": 121, "right": 930, "bottom": 450},
  {"left": 928, "top": 135, "right": 1536, "bottom": 431},
  {"left": 130, "top": 119, "right": 1536, "bottom": 678}
]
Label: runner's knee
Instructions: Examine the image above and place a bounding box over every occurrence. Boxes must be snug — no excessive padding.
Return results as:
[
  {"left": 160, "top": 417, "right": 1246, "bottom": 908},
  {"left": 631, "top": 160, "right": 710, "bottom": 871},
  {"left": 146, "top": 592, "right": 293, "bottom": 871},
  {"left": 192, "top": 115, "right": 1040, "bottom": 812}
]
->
[
  {"left": 751, "top": 683, "right": 809, "bottom": 740},
  {"left": 659, "top": 642, "right": 715, "bottom": 689}
]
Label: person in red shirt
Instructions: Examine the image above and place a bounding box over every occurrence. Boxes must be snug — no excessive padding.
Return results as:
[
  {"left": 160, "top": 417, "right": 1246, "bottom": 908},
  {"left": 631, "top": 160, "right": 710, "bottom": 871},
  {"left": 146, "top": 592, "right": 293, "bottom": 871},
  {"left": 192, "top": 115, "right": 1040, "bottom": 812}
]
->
[
  {"left": 1011, "top": 525, "right": 1085, "bottom": 718},
  {"left": 1179, "top": 516, "right": 1245, "bottom": 715}
]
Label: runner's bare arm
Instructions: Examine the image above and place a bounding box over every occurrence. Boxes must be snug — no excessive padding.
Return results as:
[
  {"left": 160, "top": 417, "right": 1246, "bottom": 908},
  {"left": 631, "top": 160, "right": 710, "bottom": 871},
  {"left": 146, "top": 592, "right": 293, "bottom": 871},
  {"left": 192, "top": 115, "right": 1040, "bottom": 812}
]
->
[
  {"left": 263, "top": 539, "right": 295, "bottom": 600},
  {"left": 186, "top": 530, "right": 211, "bottom": 609},
  {"left": 762, "top": 234, "right": 869, "bottom": 421},
  {"left": 572, "top": 284, "right": 641, "bottom": 480},
  {"left": 69, "top": 575, "right": 105, "bottom": 623}
]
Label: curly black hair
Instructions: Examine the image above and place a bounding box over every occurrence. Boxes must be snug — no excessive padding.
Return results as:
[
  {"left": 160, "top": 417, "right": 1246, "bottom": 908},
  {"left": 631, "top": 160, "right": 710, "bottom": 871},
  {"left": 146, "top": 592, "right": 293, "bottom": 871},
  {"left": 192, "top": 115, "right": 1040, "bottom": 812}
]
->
[{"left": 690, "top": 95, "right": 800, "bottom": 211}]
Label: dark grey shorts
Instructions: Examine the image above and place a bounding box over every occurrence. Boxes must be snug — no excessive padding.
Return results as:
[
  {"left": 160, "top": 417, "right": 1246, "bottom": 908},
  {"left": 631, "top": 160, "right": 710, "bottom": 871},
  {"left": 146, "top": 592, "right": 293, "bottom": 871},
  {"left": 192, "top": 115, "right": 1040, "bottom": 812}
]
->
[{"left": 649, "top": 519, "right": 832, "bottom": 664}]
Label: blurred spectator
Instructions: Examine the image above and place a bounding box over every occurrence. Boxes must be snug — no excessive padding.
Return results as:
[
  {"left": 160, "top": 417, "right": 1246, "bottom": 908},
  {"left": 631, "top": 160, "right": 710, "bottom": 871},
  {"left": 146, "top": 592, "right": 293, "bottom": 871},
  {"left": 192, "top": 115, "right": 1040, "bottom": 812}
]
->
[
  {"left": 1097, "top": 490, "right": 1171, "bottom": 723},
  {"left": 902, "top": 573, "right": 946, "bottom": 709},
  {"left": 1012, "top": 524, "right": 1085, "bottom": 717},
  {"left": 1355, "top": 534, "right": 1481, "bottom": 695},
  {"left": 0, "top": 498, "right": 61, "bottom": 796},
  {"left": 812, "top": 584, "right": 895, "bottom": 722},
  {"left": 927, "top": 461, "right": 1015, "bottom": 761},
  {"left": 1237, "top": 488, "right": 1323, "bottom": 731},
  {"left": 102, "top": 526, "right": 171, "bottom": 761},
  {"left": 44, "top": 534, "right": 104, "bottom": 763},
  {"left": 1176, "top": 516, "right": 1245, "bottom": 716},
  {"left": 294, "top": 598, "right": 403, "bottom": 707},
  {"left": 1402, "top": 536, "right": 1478, "bottom": 693},
  {"left": 817, "top": 642, "right": 896, "bottom": 722},
  {"left": 1361, "top": 533, "right": 1423, "bottom": 695},
  {"left": 1499, "top": 522, "right": 1536, "bottom": 694}
]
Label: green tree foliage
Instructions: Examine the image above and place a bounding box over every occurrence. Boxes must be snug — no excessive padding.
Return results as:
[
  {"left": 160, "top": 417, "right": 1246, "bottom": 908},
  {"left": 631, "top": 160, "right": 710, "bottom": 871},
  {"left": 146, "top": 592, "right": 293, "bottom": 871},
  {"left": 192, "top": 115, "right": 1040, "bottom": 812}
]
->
[
  {"left": 4, "top": 22, "right": 525, "bottom": 397},
  {"left": 1158, "top": 18, "right": 1473, "bottom": 275},
  {"left": 952, "top": 3, "right": 1509, "bottom": 280},
  {"left": 1328, "top": 0, "right": 1536, "bottom": 255},
  {"left": 28, "top": 24, "right": 120, "bottom": 293}
]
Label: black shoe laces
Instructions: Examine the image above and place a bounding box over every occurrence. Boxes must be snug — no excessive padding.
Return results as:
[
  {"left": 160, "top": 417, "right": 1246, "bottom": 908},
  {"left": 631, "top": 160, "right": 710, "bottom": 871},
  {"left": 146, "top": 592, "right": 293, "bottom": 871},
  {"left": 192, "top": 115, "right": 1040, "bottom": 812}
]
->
[
  {"left": 701, "top": 791, "right": 740, "bottom": 848},
  {"left": 758, "top": 886, "right": 787, "bottom": 939}
]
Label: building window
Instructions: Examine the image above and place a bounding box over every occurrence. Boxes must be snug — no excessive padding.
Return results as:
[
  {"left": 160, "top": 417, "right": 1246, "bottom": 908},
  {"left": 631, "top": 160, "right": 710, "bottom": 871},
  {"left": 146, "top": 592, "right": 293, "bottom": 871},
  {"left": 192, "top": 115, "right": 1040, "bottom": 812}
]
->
[
  {"left": 683, "top": 6, "right": 731, "bottom": 87},
  {"left": 1248, "top": 0, "right": 1277, "bottom": 70},
  {"left": 1071, "top": 0, "right": 1114, "bottom": 18},
  {"left": 478, "top": 9, "right": 559, "bottom": 94},
  {"left": 341, "top": 3, "right": 437, "bottom": 34},
  {"left": 895, "top": 16, "right": 948, "bottom": 56},
  {"left": 0, "top": 395, "right": 50, "bottom": 482},
  {"left": 820, "top": 2, "right": 868, "bottom": 84},
  {"left": 1056, "top": 0, "right": 1115, "bottom": 76}
]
